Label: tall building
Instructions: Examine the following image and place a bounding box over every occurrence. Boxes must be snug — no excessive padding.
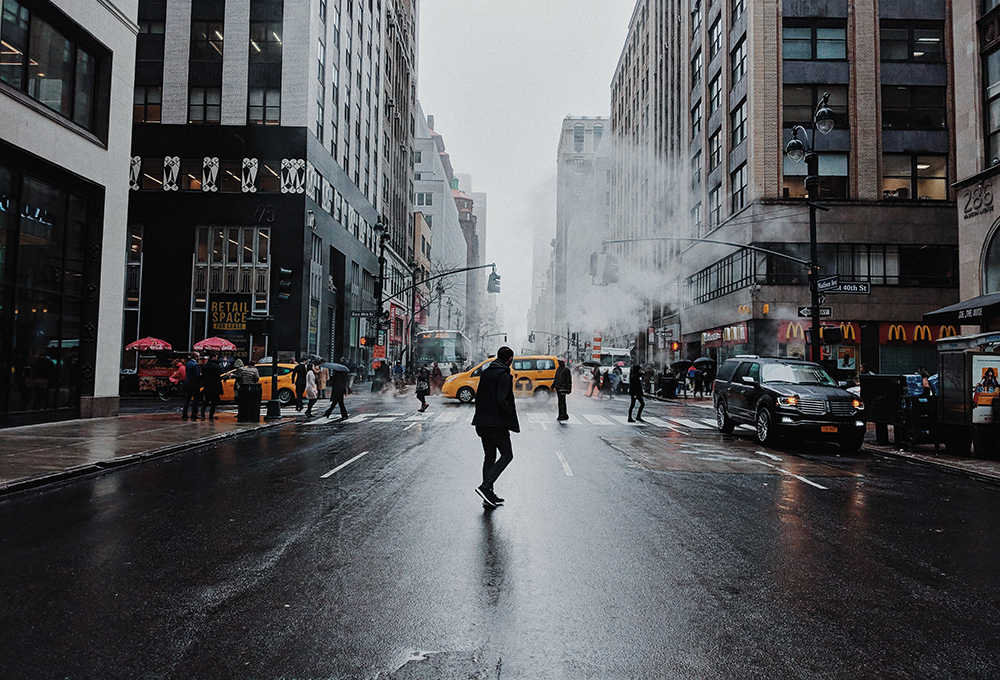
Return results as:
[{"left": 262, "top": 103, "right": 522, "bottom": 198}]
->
[
  {"left": 457, "top": 173, "right": 496, "bottom": 352},
  {"left": 553, "top": 115, "right": 610, "bottom": 358},
  {"left": 0, "top": 0, "right": 137, "bottom": 426},
  {"left": 123, "top": 0, "right": 418, "bottom": 371},
  {"left": 611, "top": 0, "right": 959, "bottom": 374},
  {"left": 936, "top": 0, "right": 1000, "bottom": 332},
  {"left": 413, "top": 107, "right": 468, "bottom": 330}
]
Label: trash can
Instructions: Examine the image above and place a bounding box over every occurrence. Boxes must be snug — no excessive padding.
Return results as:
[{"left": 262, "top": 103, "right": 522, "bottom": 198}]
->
[
  {"left": 237, "top": 382, "right": 262, "bottom": 422},
  {"left": 659, "top": 376, "right": 677, "bottom": 398}
]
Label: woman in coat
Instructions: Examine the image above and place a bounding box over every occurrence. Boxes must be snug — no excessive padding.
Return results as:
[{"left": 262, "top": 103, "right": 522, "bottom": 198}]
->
[{"left": 304, "top": 363, "right": 319, "bottom": 417}]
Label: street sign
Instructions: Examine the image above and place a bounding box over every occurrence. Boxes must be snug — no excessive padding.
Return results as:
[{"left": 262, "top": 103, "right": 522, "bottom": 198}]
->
[
  {"left": 350, "top": 310, "right": 379, "bottom": 318},
  {"left": 373, "top": 345, "right": 386, "bottom": 359},
  {"left": 824, "top": 282, "right": 871, "bottom": 294},
  {"left": 817, "top": 275, "right": 839, "bottom": 292},
  {"left": 798, "top": 306, "right": 833, "bottom": 317}
]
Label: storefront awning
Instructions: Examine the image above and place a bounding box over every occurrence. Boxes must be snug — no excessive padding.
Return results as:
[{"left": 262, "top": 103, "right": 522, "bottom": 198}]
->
[{"left": 923, "top": 291, "right": 1000, "bottom": 324}]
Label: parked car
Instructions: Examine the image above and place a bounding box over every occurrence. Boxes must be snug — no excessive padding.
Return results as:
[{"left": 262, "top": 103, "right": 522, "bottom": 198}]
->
[
  {"left": 442, "top": 355, "right": 559, "bottom": 403},
  {"left": 713, "top": 355, "right": 867, "bottom": 452},
  {"left": 219, "top": 363, "right": 297, "bottom": 404}
]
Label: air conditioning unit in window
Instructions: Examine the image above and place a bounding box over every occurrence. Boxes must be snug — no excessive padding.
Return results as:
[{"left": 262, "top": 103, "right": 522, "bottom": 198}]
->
[{"left": 387, "top": 98, "right": 396, "bottom": 108}]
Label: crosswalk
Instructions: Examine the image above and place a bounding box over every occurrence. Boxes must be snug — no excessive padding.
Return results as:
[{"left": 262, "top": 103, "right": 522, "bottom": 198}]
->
[{"left": 304, "top": 410, "right": 726, "bottom": 433}]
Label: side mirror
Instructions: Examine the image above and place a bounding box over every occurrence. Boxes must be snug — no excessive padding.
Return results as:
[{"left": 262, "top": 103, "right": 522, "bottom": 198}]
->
[{"left": 741, "top": 375, "right": 756, "bottom": 385}]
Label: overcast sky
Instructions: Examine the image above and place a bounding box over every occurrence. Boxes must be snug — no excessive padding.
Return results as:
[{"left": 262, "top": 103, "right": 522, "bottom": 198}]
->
[{"left": 417, "top": 0, "right": 636, "bottom": 348}]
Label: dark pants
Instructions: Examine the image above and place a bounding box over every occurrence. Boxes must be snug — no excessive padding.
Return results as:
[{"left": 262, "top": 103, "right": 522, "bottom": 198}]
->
[
  {"left": 324, "top": 393, "right": 348, "bottom": 419},
  {"left": 305, "top": 398, "right": 318, "bottom": 416},
  {"left": 201, "top": 394, "right": 219, "bottom": 418},
  {"left": 182, "top": 387, "right": 201, "bottom": 417},
  {"left": 629, "top": 394, "right": 645, "bottom": 420},
  {"left": 417, "top": 391, "right": 428, "bottom": 408},
  {"left": 557, "top": 392, "right": 568, "bottom": 420},
  {"left": 476, "top": 426, "right": 513, "bottom": 490},
  {"left": 295, "top": 386, "right": 305, "bottom": 411}
]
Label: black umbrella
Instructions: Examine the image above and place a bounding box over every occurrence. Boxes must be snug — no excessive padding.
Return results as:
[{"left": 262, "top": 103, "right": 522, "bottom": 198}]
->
[
  {"left": 693, "top": 357, "right": 716, "bottom": 367},
  {"left": 323, "top": 362, "right": 351, "bottom": 373},
  {"left": 671, "top": 360, "right": 693, "bottom": 371}
]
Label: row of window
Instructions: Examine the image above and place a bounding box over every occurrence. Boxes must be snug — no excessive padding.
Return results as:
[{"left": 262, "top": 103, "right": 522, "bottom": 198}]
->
[
  {"left": 687, "top": 242, "right": 958, "bottom": 309},
  {"left": 134, "top": 85, "right": 282, "bottom": 125},
  {"left": 782, "top": 20, "right": 944, "bottom": 63},
  {"left": 0, "top": 0, "right": 100, "bottom": 131}
]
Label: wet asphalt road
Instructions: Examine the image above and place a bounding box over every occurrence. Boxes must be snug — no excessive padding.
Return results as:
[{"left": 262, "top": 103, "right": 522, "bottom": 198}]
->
[{"left": 2, "top": 392, "right": 1000, "bottom": 679}]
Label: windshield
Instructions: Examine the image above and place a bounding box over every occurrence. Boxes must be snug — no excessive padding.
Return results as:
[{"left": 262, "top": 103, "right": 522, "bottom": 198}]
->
[
  {"left": 761, "top": 363, "right": 837, "bottom": 386},
  {"left": 600, "top": 354, "right": 630, "bottom": 367}
]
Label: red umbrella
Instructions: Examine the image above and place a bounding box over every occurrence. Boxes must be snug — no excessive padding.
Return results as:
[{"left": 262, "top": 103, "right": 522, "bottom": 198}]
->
[
  {"left": 193, "top": 337, "right": 238, "bottom": 351},
  {"left": 125, "top": 337, "right": 172, "bottom": 351}
]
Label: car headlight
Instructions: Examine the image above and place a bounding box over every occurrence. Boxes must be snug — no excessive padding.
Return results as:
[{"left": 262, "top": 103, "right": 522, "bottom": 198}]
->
[
  {"left": 853, "top": 398, "right": 864, "bottom": 410},
  {"left": 777, "top": 396, "right": 799, "bottom": 407},
  {"left": 445, "top": 375, "right": 455, "bottom": 383}
]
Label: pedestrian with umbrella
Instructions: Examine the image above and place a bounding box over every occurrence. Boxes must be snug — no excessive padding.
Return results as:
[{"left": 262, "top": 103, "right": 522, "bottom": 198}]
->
[{"left": 323, "top": 362, "right": 350, "bottom": 420}]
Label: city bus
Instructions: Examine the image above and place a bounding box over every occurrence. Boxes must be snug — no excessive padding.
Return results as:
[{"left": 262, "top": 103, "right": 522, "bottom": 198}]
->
[{"left": 414, "top": 330, "right": 473, "bottom": 369}]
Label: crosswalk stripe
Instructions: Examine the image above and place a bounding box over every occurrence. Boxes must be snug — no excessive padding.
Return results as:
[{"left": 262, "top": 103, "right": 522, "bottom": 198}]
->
[
  {"left": 671, "top": 418, "right": 713, "bottom": 430},
  {"left": 610, "top": 415, "right": 646, "bottom": 426},
  {"left": 582, "top": 414, "right": 613, "bottom": 425},
  {"left": 435, "top": 412, "right": 459, "bottom": 422},
  {"left": 405, "top": 414, "right": 434, "bottom": 421},
  {"left": 342, "top": 414, "right": 372, "bottom": 423},
  {"left": 368, "top": 416, "right": 398, "bottom": 423},
  {"left": 700, "top": 418, "right": 719, "bottom": 428}
]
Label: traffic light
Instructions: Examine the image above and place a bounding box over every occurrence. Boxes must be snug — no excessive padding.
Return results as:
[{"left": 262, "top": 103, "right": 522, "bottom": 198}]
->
[
  {"left": 360, "top": 336, "right": 375, "bottom": 348},
  {"left": 603, "top": 255, "right": 619, "bottom": 285},
  {"left": 670, "top": 341, "right": 681, "bottom": 352},
  {"left": 488, "top": 271, "right": 501, "bottom": 293},
  {"left": 528, "top": 332, "right": 535, "bottom": 343},
  {"left": 277, "top": 267, "right": 293, "bottom": 301}
]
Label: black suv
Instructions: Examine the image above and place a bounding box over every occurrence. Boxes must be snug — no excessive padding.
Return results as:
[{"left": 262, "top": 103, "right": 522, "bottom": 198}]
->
[{"left": 713, "top": 356, "right": 866, "bottom": 452}]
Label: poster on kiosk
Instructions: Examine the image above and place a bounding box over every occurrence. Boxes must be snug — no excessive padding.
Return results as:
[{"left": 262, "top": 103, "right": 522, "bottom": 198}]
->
[{"left": 971, "top": 355, "right": 1000, "bottom": 425}]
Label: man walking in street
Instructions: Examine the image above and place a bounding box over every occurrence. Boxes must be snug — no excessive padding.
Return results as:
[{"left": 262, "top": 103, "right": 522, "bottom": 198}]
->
[
  {"left": 554, "top": 358, "right": 572, "bottom": 421},
  {"left": 292, "top": 357, "right": 308, "bottom": 411},
  {"left": 472, "top": 346, "right": 519, "bottom": 507},
  {"left": 199, "top": 354, "right": 223, "bottom": 420},
  {"left": 181, "top": 352, "right": 202, "bottom": 419},
  {"left": 323, "top": 370, "right": 349, "bottom": 420},
  {"left": 628, "top": 362, "right": 645, "bottom": 423}
]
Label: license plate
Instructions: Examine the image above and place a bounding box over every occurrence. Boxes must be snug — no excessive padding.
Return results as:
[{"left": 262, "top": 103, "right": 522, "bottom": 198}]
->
[{"left": 821, "top": 425, "right": 838, "bottom": 433}]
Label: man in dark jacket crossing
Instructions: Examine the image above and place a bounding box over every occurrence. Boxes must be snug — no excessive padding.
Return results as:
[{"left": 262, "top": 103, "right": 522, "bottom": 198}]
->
[
  {"left": 627, "top": 365, "right": 645, "bottom": 423},
  {"left": 554, "top": 358, "right": 572, "bottom": 421},
  {"left": 471, "top": 346, "right": 520, "bottom": 507}
]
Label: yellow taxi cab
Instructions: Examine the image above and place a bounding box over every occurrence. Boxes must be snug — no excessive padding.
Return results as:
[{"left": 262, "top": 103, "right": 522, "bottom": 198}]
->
[
  {"left": 220, "top": 363, "right": 297, "bottom": 403},
  {"left": 442, "top": 355, "right": 559, "bottom": 403}
]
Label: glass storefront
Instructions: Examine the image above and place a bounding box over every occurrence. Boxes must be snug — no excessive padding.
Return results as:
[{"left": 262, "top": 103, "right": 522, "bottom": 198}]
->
[{"left": 0, "top": 162, "right": 90, "bottom": 417}]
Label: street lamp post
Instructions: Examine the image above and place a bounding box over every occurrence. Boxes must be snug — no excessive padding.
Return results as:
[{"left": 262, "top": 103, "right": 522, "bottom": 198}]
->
[
  {"left": 408, "top": 261, "right": 419, "bottom": 375},
  {"left": 373, "top": 219, "right": 388, "bottom": 358},
  {"left": 784, "top": 91, "right": 835, "bottom": 363}
]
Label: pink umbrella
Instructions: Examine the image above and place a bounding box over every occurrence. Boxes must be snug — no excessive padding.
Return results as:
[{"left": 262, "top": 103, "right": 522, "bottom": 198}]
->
[
  {"left": 125, "top": 337, "right": 173, "bottom": 351},
  {"left": 193, "top": 337, "right": 237, "bottom": 351}
]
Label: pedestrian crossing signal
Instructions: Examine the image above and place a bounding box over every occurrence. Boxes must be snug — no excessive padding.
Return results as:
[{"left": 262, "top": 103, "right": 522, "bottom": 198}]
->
[{"left": 670, "top": 341, "right": 680, "bottom": 352}]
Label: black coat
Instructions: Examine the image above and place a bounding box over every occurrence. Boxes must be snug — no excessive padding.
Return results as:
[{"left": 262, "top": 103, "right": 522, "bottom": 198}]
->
[
  {"left": 201, "top": 360, "right": 223, "bottom": 397},
  {"left": 629, "top": 367, "right": 643, "bottom": 397},
  {"left": 472, "top": 360, "right": 520, "bottom": 433},
  {"left": 554, "top": 365, "right": 573, "bottom": 394},
  {"left": 293, "top": 363, "right": 308, "bottom": 389}
]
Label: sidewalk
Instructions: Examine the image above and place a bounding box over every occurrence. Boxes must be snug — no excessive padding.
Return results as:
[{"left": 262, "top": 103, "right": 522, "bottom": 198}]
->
[
  {"left": 654, "top": 392, "right": 1000, "bottom": 483},
  {"left": 0, "top": 410, "right": 295, "bottom": 496}
]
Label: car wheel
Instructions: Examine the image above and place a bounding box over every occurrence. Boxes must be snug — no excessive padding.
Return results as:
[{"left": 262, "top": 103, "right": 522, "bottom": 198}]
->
[
  {"left": 534, "top": 386, "right": 551, "bottom": 401},
  {"left": 840, "top": 432, "right": 866, "bottom": 453},
  {"left": 457, "top": 386, "right": 475, "bottom": 403},
  {"left": 277, "top": 388, "right": 294, "bottom": 405},
  {"left": 716, "top": 400, "right": 735, "bottom": 434},
  {"left": 755, "top": 407, "right": 776, "bottom": 444}
]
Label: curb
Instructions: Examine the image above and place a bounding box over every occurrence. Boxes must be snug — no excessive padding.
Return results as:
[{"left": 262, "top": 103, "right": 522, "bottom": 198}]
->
[
  {"left": 862, "top": 445, "right": 1000, "bottom": 486},
  {"left": 0, "top": 417, "right": 295, "bottom": 497}
]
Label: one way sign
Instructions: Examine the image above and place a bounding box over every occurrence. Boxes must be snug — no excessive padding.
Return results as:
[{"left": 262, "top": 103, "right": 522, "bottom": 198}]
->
[{"left": 798, "top": 306, "right": 832, "bottom": 318}]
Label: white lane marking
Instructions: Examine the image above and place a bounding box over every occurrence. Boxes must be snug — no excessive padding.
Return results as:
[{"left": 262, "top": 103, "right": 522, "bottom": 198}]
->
[
  {"left": 403, "top": 422, "right": 419, "bottom": 431},
  {"left": 435, "top": 412, "right": 459, "bottom": 422},
  {"left": 555, "top": 451, "right": 574, "bottom": 476},
  {"left": 611, "top": 415, "right": 647, "bottom": 426},
  {"left": 320, "top": 451, "right": 369, "bottom": 478},
  {"left": 582, "top": 414, "right": 613, "bottom": 425},
  {"left": 341, "top": 414, "right": 372, "bottom": 423},
  {"left": 405, "top": 414, "right": 433, "bottom": 421},
  {"left": 539, "top": 422, "right": 548, "bottom": 431},
  {"left": 755, "top": 450, "right": 783, "bottom": 461},
  {"left": 700, "top": 418, "right": 720, "bottom": 428},
  {"left": 640, "top": 416, "right": 689, "bottom": 435},
  {"left": 671, "top": 418, "right": 713, "bottom": 430},
  {"left": 777, "top": 468, "right": 828, "bottom": 490},
  {"left": 368, "top": 417, "right": 397, "bottom": 423},
  {"left": 527, "top": 413, "right": 551, "bottom": 423}
]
